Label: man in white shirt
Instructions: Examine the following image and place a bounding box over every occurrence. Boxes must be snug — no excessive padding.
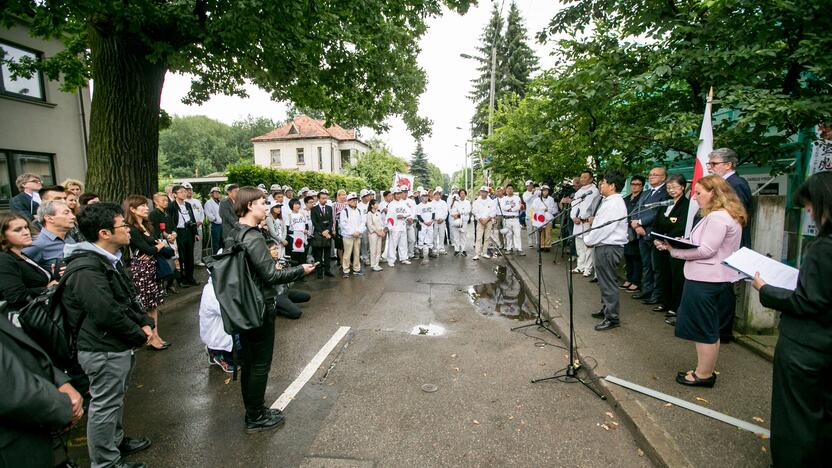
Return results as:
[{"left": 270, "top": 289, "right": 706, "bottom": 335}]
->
[
  {"left": 583, "top": 171, "right": 629, "bottom": 331},
  {"left": 570, "top": 170, "right": 600, "bottom": 276},
  {"left": 431, "top": 188, "right": 449, "bottom": 254},
  {"left": 522, "top": 180, "right": 537, "bottom": 248},
  {"left": 499, "top": 183, "right": 525, "bottom": 255},
  {"left": 403, "top": 189, "right": 417, "bottom": 258},
  {"left": 471, "top": 186, "right": 497, "bottom": 260},
  {"left": 416, "top": 191, "right": 436, "bottom": 264},
  {"left": 339, "top": 192, "right": 366, "bottom": 277},
  {"left": 183, "top": 182, "right": 206, "bottom": 265},
  {"left": 386, "top": 188, "right": 411, "bottom": 266},
  {"left": 358, "top": 188, "right": 372, "bottom": 266},
  {"left": 204, "top": 187, "right": 223, "bottom": 254}
]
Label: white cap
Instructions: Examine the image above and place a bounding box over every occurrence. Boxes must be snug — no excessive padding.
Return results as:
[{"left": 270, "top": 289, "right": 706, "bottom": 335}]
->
[
  {"left": 541, "top": 184, "right": 551, "bottom": 190},
  {"left": 270, "top": 184, "right": 281, "bottom": 191},
  {"left": 209, "top": 186, "right": 220, "bottom": 193},
  {"left": 479, "top": 185, "right": 488, "bottom": 192},
  {"left": 283, "top": 185, "right": 293, "bottom": 191},
  {"left": 308, "top": 190, "right": 318, "bottom": 197},
  {"left": 181, "top": 182, "right": 193, "bottom": 189},
  {"left": 416, "top": 186, "right": 424, "bottom": 192},
  {"left": 369, "top": 190, "right": 376, "bottom": 195},
  {"left": 434, "top": 186, "right": 443, "bottom": 192},
  {"left": 391, "top": 187, "right": 402, "bottom": 194},
  {"left": 319, "top": 188, "right": 330, "bottom": 195},
  {"left": 525, "top": 179, "right": 534, "bottom": 186},
  {"left": 257, "top": 183, "right": 265, "bottom": 189},
  {"left": 359, "top": 189, "right": 370, "bottom": 198},
  {"left": 300, "top": 187, "right": 310, "bottom": 193},
  {"left": 224, "top": 183, "right": 238, "bottom": 192},
  {"left": 420, "top": 190, "right": 430, "bottom": 197},
  {"left": 346, "top": 192, "right": 358, "bottom": 201}
]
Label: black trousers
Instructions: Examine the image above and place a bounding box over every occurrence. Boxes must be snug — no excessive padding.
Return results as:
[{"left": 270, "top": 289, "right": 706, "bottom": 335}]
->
[
  {"left": 655, "top": 250, "right": 685, "bottom": 311},
  {"left": 275, "top": 290, "right": 311, "bottom": 318},
  {"left": 176, "top": 228, "right": 196, "bottom": 283},
  {"left": 771, "top": 334, "right": 832, "bottom": 466},
  {"left": 312, "top": 240, "right": 331, "bottom": 273},
  {"left": 237, "top": 314, "right": 276, "bottom": 416}
]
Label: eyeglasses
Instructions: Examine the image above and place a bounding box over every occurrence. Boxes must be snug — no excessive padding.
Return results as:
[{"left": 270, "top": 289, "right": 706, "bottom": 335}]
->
[
  {"left": 706, "top": 161, "right": 727, "bottom": 167},
  {"left": 110, "top": 224, "right": 131, "bottom": 230},
  {"left": 25, "top": 178, "right": 42, "bottom": 184}
]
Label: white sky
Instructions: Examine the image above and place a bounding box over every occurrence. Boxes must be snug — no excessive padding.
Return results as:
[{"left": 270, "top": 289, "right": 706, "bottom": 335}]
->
[{"left": 159, "top": 0, "right": 560, "bottom": 176}]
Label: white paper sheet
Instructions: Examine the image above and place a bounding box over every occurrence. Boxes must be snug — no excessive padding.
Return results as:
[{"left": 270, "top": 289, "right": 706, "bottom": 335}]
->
[{"left": 722, "top": 247, "right": 799, "bottom": 291}]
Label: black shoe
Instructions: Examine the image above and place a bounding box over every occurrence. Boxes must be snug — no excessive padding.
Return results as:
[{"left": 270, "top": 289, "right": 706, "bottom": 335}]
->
[
  {"left": 324, "top": 271, "right": 335, "bottom": 277},
  {"left": 462, "top": 251, "right": 467, "bottom": 256},
  {"left": 114, "top": 461, "right": 146, "bottom": 468},
  {"left": 652, "top": 305, "right": 667, "bottom": 312},
  {"left": 179, "top": 283, "right": 191, "bottom": 289},
  {"left": 632, "top": 293, "right": 649, "bottom": 300},
  {"left": 591, "top": 310, "right": 605, "bottom": 319},
  {"left": 118, "top": 437, "right": 151, "bottom": 457},
  {"left": 353, "top": 271, "right": 365, "bottom": 276},
  {"left": 720, "top": 336, "right": 732, "bottom": 344},
  {"left": 454, "top": 251, "right": 459, "bottom": 257},
  {"left": 245, "top": 409, "right": 286, "bottom": 434},
  {"left": 641, "top": 298, "right": 660, "bottom": 305},
  {"left": 594, "top": 319, "right": 620, "bottom": 331},
  {"left": 589, "top": 277, "right": 598, "bottom": 283},
  {"left": 665, "top": 317, "right": 677, "bottom": 326},
  {"left": 675, "top": 371, "right": 716, "bottom": 388}
]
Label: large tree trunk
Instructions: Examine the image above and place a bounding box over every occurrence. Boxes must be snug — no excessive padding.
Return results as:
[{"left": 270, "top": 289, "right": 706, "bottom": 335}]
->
[{"left": 86, "top": 25, "right": 166, "bottom": 201}]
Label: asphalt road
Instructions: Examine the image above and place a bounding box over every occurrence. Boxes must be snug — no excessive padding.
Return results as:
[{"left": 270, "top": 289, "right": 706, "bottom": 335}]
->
[{"left": 68, "top": 247, "right": 652, "bottom": 467}]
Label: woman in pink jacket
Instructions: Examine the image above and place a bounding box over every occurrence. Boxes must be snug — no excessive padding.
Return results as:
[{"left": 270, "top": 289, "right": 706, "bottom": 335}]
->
[{"left": 655, "top": 175, "right": 746, "bottom": 388}]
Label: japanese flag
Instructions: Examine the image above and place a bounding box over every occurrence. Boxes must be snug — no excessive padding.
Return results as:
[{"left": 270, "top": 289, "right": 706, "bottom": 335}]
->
[
  {"left": 531, "top": 209, "right": 552, "bottom": 228},
  {"left": 387, "top": 216, "right": 395, "bottom": 227},
  {"left": 292, "top": 231, "right": 306, "bottom": 252},
  {"left": 685, "top": 87, "right": 714, "bottom": 237}
]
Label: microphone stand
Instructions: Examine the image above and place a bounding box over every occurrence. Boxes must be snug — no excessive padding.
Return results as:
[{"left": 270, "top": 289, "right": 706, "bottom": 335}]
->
[
  {"left": 531, "top": 202, "right": 666, "bottom": 399},
  {"left": 510, "top": 210, "right": 561, "bottom": 339}
]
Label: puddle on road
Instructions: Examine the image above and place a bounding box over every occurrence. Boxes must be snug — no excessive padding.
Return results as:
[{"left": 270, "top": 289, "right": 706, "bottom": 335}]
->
[
  {"left": 410, "top": 323, "right": 447, "bottom": 336},
  {"left": 468, "top": 265, "right": 536, "bottom": 321}
]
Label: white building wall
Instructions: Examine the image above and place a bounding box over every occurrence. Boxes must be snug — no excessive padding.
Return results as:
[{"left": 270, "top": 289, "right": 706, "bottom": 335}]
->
[{"left": 254, "top": 138, "right": 367, "bottom": 174}]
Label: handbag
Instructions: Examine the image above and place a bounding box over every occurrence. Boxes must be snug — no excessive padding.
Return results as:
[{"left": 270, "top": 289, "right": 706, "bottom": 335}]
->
[{"left": 204, "top": 226, "right": 265, "bottom": 333}]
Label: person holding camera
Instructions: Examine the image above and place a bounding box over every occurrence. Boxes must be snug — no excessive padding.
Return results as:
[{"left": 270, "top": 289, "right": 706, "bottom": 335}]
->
[
  {"left": 228, "top": 187, "right": 315, "bottom": 434},
  {"left": 167, "top": 184, "right": 199, "bottom": 287}
]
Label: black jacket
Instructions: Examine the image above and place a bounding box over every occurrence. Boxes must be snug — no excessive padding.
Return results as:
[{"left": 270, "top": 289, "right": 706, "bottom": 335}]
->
[
  {"left": 167, "top": 199, "right": 197, "bottom": 237},
  {"left": 0, "top": 307, "right": 73, "bottom": 467},
  {"left": 0, "top": 252, "right": 51, "bottom": 310},
  {"left": 60, "top": 245, "right": 154, "bottom": 352},
  {"left": 623, "top": 191, "right": 643, "bottom": 254},
  {"left": 149, "top": 208, "right": 174, "bottom": 236},
  {"left": 219, "top": 197, "right": 239, "bottom": 242},
  {"left": 128, "top": 226, "right": 159, "bottom": 258},
  {"left": 726, "top": 172, "right": 752, "bottom": 247},
  {"left": 653, "top": 196, "right": 690, "bottom": 239},
  {"left": 635, "top": 184, "right": 670, "bottom": 234},
  {"left": 8, "top": 191, "right": 38, "bottom": 222},
  {"left": 225, "top": 225, "right": 305, "bottom": 301},
  {"left": 311, "top": 204, "right": 334, "bottom": 241},
  {"left": 759, "top": 236, "right": 832, "bottom": 353}
]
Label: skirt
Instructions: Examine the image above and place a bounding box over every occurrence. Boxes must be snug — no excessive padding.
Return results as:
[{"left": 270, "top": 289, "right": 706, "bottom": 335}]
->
[
  {"left": 130, "top": 255, "right": 165, "bottom": 311},
  {"left": 675, "top": 280, "right": 733, "bottom": 344}
]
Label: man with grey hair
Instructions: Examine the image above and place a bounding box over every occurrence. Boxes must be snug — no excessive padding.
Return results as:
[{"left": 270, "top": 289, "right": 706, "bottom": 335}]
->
[
  {"left": 22, "top": 200, "right": 77, "bottom": 272},
  {"left": 707, "top": 147, "right": 752, "bottom": 247},
  {"left": 9, "top": 173, "right": 43, "bottom": 221}
]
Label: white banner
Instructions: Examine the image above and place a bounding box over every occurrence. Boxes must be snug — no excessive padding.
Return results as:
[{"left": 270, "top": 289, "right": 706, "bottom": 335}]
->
[
  {"left": 393, "top": 172, "right": 414, "bottom": 192},
  {"left": 802, "top": 126, "right": 832, "bottom": 236}
]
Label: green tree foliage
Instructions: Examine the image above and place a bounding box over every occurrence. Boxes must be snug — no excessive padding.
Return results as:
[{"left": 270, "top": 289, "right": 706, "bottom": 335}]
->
[
  {"left": 410, "top": 142, "right": 431, "bottom": 187},
  {"left": 226, "top": 164, "right": 367, "bottom": 195},
  {"left": 1, "top": 0, "right": 473, "bottom": 200},
  {"left": 489, "top": 0, "right": 832, "bottom": 178},
  {"left": 157, "top": 115, "right": 277, "bottom": 178},
  {"left": 346, "top": 139, "right": 409, "bottom": 191},
  {"left": 468, "top": 2, "right": 538, "bottom": 140}
]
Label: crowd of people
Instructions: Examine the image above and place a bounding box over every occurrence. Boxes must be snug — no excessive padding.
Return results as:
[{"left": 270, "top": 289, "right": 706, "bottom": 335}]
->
[{"left": 0, "top": 147, "right": 829, "bottom": 467}]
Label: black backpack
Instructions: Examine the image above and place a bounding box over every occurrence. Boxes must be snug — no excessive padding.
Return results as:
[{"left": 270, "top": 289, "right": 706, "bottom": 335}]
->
[
  {"left": 204, "top": 226, "right": 266, "bottom": 334},
  {"left": 16, "top": 264, "right": 91, "bottom": 371}
]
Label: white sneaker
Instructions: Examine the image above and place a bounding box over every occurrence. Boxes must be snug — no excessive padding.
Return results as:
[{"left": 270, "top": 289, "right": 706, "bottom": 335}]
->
[
  {"left": 402, "top": 260, "right": 412, "bottom": 265},
  {"left": 473, "top": 255, "right": 480, "bottom": 260},
  {"left": 571, "top": 268, "right": 583, "bottom": 274},
  {"left": 372, "top": 266, "right": 383, "bottom": 271},
  {"left": 481, "top": 253, "right": 492, "bottom": 259},
  {"left": 387, "top": 263, "right": 395, "bottom": 268}
]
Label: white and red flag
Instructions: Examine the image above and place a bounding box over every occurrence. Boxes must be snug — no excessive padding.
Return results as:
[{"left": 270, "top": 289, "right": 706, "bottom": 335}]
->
[
  {"left": 530, "top": 208, "right": 552, "bottom": 229},
  {"left": 685, "top": 87, "right": 714, "bottom": 237},
  {"left": 393, "top": 172, "right": 414, "bottom": 192},
  {"left": 292, "top": 231, "right": 306, "bottom": 252}
]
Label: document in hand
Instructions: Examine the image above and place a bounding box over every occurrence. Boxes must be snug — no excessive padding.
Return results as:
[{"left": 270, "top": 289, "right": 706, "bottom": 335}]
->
[
  {"left": 651, "top": 232, "right": 700, "bottom": 249},
  {"left": 722, "top": 247, "right": 799, "bottom": 291}
]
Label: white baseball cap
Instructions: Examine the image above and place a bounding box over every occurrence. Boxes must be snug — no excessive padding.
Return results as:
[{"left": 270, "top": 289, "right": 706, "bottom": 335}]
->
[
  {"left": 181, "top": 182, "right": 193, "bottom": 189},
  {"left": 434, "top": 186, "right": 443, "bottom": 192},
  {"left": 270, "top": 184, "right": 281, "bottom": 191},
  {"left": 210, "top": 186, "right": 220, "bottom": 193},
  {"left": 319, "top": 188, "right": 330, "bottom": 195},
  {"left": 391, "top": 187, "right": 402, "bottom": 194},
  {"left": 525, "top": 179, "right": 534, "bottom": 186},
  {"left": 416, "top": 186, "right": 424, "bottom": 192},
  {"left": 359, "top": 189, "right": 370, "bottom": 198},
  {"left": 479, "top": 186, "right": 488, "bottom": 192},
  {"left": 346, "top": 192, "right": 358, "bottom": 201},
  {"left": 300, "top": 187, "right": 310, "bottom": 193}
]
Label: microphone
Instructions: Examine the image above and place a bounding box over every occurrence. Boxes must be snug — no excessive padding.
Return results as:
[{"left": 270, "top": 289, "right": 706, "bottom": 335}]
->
[{"left": 642, "top": 199, "right": 674, "bottom": 209}]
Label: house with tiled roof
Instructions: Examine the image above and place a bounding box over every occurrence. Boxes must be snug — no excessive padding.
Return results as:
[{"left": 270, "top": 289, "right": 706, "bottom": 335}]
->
[{"left": 252, "top": 115, "right": 368, "bottom": 174}]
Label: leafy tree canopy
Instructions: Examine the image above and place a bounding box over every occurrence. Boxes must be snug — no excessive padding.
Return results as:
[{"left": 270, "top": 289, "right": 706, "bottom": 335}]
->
[
  {"left": 1, "top": 0, "right": 472, "bottom": 200},
  {"left": 345, "top": 139, "right": 409, "bottom": 191}
]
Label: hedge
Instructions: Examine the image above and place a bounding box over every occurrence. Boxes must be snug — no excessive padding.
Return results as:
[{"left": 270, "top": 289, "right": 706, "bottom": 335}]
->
[{"left": 226, "top": 164, "right": 368, "bottom": 194}]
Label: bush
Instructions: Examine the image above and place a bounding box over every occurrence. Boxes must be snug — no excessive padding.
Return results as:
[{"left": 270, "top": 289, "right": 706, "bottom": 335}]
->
[{"left": 226, "top": 164, "right": 368, "bottom": 194}]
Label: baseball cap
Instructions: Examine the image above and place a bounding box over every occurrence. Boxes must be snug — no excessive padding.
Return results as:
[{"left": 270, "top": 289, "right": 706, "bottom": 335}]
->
[
  {"left": 300, "top": 186, "right": 310, "bottom": 193},
  {"left": 283, "top": 185, "right": 293, "bottom": 191},
  {"left": 391, "top": 187, "right": 402, "bottom": 194},
  {"left": 270, "top": 184, "right": 281, "bottom": 191},
  {"left": 359, "top": 189, "right": 370, "bottom": 198},
  {"left": 209, "top": 186, "right": 220, "bottom": 193},
  {"left": 224, "top": 183, "right": 239, "bottom": 192},
  {"left": 346, "top": 192, "right": 358, "bottom": 201},
  {"left": 416, "top": 186, "right": 424, "bottom": 192},
  {"left": 257, "top": 183, "right": 266, "bottom": 189},
  {"left": 525, "top": 179, "right": 533, "bottom": 186},
  {"left": 181, "top": 182, "right": 193, "bottom": 189},
  {"left": 479, "top": 186, "right": 488, "bottom": 192},
  {"left": 434, "top": 186, "right": 443, "bottom": 192},
  {"left": 541, "top": 184, "right": 551, "bottom": 190},
  {"left": 319, "top": 188, "right": 330, "bottom": 195}
]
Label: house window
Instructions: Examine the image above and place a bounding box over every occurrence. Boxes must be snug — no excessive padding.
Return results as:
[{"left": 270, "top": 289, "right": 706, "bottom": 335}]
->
[
  {"left": 0, "top": 41, "right": 45, "bottom": 101},
  {"left": 317, "top": 147, "right": 323, "bottom": 170},
  {"left": 0, "top": 150, "right": 55, "bottom": 209},
  {"left": 340, "top": 150, "right": 350, "bottom": 169},
  {"left": 270, "top": 149, "right": 281, "bottom": 166},
  {"left": 296, "top": 147, "right": 305, "bottom": 165}
]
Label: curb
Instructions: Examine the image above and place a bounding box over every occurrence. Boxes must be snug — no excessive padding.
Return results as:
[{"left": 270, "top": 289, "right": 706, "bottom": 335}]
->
[{"left": 503, "top": 254, "right": 694, "bottom": 468}]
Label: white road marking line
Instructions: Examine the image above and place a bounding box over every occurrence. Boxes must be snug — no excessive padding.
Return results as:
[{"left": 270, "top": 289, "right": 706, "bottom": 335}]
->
[{"left": 271, "top": 326, "right": 351, "bottom": 411}]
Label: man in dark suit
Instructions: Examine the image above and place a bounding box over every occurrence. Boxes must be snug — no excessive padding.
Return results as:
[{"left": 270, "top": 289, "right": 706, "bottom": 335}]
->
[
  {"left": 220, "top": 184, "right": 240, "bottom": 242},
  {"left": 8, "top": 173, "right": 43, "bottom": 222},
  {"left": 0, "top": 302, "right": 82, "bottom": 467},
  {"left": 311, "top": 190, "right": 336, "bottom": 278},
  {"left": 630, "top": 167, "right": 670, "bottom": 305},
  {"left": 708, "top": 148, "right": 752, "bottom": 247},
  {"left": 168, "top": 184, "right": 199, "bottom": 286}
]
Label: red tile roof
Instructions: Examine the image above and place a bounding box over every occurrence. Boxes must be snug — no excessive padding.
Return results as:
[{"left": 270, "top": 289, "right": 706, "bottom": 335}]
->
[{"left": 251, "top": 115, "right": 359, "bottom": 142}]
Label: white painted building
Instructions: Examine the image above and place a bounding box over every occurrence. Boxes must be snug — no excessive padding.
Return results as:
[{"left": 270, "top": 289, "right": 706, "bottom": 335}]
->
[{"left": 252, "top": 115, "right": 368, "bottom": 174}]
